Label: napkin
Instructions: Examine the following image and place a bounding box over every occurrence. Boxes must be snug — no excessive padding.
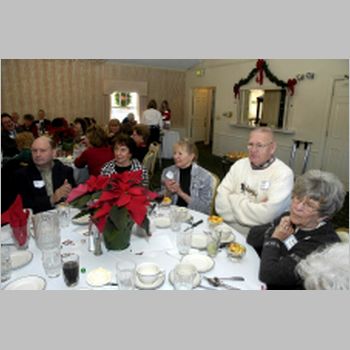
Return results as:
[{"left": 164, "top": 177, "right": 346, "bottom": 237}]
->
[{"left": 1, "top": 195, "right": 30, "bottom": 246}]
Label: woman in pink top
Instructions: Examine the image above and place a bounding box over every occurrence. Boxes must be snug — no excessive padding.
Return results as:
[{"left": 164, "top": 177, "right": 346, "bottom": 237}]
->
[{"left": 74, "top": 125, "right": 114, "bottom": 176}]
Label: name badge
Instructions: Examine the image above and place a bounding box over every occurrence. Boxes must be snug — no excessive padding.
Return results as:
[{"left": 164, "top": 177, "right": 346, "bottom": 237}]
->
[
  {"left": 260, "top": 180, "right": 270, "bottom": 191},
  {"left": 33, "top": 180, "right": 45, "bottom": 188},
  {"left": 283, "top": 235, "right": 298, "bottom": 250}
]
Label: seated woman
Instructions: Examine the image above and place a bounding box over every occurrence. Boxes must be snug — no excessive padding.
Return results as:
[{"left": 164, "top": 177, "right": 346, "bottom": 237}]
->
[
  {"left": 100, "top": 133, "right": 149, "bottom": 187},
  {"left": 160, "top": 138, "right": 214, "bottom": 215},
  {"left": 107, "top": 118, "right": 121, "bottom": 145},
  {"left": 131, "top": 123, "right": 150, "bottom": 162},
  {"left": 74, "top": 125, "right": 114, "bottom": 176},
  {"left": 247, "top": 169, "right": 345, "bottom": 290}
]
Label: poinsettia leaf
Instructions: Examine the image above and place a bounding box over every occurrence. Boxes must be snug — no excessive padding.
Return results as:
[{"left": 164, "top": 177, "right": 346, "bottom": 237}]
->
[
  {"left": 67, "top": 184, "right": 89, "bottom": 203},
  {"left": 98, "top": 190, "right": 118, "bottom": 203},
  {"left": 140, "top": 216, "right": 151, "bottom": 236},
  {"left": 93, "top": 203, "right": 112, "bottom": 219},
  {"left": 115, "top": 193, "right": 131, "bottom": 207},
  {"left": 126, "top": 202, "right": 147, "bottom": 225},
  {"left": 69, "top": 193, "right": 92, "bottom": 209}
]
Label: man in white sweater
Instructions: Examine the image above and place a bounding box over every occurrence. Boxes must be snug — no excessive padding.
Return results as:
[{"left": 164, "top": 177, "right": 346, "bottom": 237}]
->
[{"left": 215, "top": 127, "right": 294, "bottom": 237}]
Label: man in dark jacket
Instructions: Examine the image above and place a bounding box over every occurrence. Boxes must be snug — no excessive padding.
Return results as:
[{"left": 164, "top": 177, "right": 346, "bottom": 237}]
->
[{"left": 15, "top": 135, "right": 76, "bottom": 214}]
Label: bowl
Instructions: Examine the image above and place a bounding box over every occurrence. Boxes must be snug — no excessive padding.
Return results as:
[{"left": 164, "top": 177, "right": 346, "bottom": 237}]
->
[
  {"left": 226, "top": 242, "right": 246, "bottom": 260},
  {"left": 207, "top": 215, "right": 223, "bottom": 230},
  {"left": 136, "top": 262, "right": 164, "bottom": 285}
]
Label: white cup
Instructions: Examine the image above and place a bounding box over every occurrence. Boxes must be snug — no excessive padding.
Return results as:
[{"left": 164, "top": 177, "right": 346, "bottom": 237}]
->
[
  {"left": 116, "top": 260, "right": 136, "bottom": 290},
  {"left": 176, "top": 228, "right": 193, "bottom": 255}
]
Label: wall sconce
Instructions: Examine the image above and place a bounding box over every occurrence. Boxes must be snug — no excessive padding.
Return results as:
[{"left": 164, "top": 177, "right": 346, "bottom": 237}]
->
[
  {"left": 296, "top": 74, "right": 304, "bottom": 81},
  {"left": 305, "top": 72, "right": 315, "bottom": 80},
  {"left": 222, "top": 111, "right": 232, "bottom": 118}
]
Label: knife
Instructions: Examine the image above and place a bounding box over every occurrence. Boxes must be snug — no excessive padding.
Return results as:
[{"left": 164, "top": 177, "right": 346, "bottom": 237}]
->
[{"left": 184, "top": 219, "right": 203, "bottom": 232}]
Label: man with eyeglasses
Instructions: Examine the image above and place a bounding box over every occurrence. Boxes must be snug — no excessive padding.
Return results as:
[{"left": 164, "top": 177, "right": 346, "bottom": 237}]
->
[{"left": 215, "top": 127, "right": 293, "bottom": 236}]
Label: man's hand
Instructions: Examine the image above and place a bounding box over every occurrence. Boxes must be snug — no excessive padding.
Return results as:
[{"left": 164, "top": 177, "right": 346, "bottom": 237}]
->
[{"left": 51, "top": 179, "right": 72, "bottom": 204}]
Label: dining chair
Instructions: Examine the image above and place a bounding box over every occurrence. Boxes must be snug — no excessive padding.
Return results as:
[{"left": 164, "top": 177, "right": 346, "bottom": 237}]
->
[
  {"left": 208, "top": 171, "right": 220, "bottom": 216},
  {"left": 142, "top": 142, "right": 161, "bottom": 179}
]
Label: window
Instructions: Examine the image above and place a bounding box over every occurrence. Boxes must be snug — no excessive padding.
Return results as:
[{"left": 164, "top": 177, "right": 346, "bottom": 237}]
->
[{"left": 110, "top": 91, "right": 139, "bottom": 122}]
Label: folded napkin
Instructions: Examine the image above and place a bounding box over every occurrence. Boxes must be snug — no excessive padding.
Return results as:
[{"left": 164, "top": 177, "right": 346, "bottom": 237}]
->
[{"left": 1, "top": 195, "right": 30, "bottom": 246}]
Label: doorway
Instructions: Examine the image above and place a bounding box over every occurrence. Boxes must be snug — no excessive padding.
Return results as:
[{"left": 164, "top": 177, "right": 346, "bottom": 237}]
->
[
  {"left": 321, "top": 77, "right": 349, "bottom": 189},
  {"left": 190, "top": 87, "right": 215, "bottom": 146}
]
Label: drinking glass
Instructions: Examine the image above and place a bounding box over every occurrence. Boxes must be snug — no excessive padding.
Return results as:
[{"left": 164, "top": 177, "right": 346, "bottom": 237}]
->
[
  {"left": 57, "top": 203, "right": 71, "bottom": 228},
  {"left": 173, "top": 263, "right": 196, "bottom": 290},
  {"left": 11, "top": 225, "right": 29, "bottom": 249},
  {"left": 62, "top": 253, "right": 80, "bottom": 287},
  {"left": 42, "top": 247, "right": 62, "bottom": 278},
  {"left": 206, "top": 229, "right": 222, "bottom": 257},
  {"left": 116, "top": 260, "right": 136, "bottom": 290},
  {"left": 176, "top": 228, "right": 193, "bottom": 255},
  {"left": 170, "top": 206, "right": 182, "bottom": 232}
]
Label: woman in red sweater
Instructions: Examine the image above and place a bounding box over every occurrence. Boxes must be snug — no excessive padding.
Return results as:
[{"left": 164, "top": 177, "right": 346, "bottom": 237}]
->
[{"left": 74, "top": 125, "right": 114, "bottom": 176}]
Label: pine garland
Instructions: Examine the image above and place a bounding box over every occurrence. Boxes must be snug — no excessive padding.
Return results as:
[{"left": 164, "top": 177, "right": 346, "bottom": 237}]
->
[{"left": 233, "top": 59, "right": 297, "bottom": 98}]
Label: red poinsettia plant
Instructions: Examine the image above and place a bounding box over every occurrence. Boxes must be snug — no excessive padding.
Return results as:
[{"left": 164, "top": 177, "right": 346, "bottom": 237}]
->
[{"left": 67, "top": 170, "right": 158, "bottom": 250}]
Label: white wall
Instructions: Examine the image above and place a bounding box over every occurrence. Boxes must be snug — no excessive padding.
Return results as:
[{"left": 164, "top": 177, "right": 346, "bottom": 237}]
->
[{"left": 185, "top": 59, "right": 349, "bottom": 174}]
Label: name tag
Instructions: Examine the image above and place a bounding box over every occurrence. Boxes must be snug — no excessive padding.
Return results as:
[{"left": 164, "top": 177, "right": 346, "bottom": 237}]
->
[
  {"left": 260, "top": 180, "right": 270, "bottom": 191},
  {"left": 33, "top": 180, "right": 45, "bottom": 188},
  {"left": 283, "top": 235, "right": 298, "bottom": 250}
]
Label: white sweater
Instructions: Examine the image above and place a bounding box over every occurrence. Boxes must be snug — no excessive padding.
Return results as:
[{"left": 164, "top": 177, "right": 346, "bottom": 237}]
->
[{"left": 215, "top": 158, "right": 294, "bottom": 236}]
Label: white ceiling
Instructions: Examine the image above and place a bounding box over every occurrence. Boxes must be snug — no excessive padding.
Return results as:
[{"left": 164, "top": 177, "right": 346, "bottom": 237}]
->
[{"left": 107, "top": 59, "right": 201, "bottom": 71}]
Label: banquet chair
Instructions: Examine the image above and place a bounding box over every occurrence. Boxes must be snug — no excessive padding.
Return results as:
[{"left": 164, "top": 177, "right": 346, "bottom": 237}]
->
[
  {"left": 209, "top": 171, "right": 220, "bottom": 216},
  {"left": 142, "top": 142, "right": 160, "bottom": 179}
]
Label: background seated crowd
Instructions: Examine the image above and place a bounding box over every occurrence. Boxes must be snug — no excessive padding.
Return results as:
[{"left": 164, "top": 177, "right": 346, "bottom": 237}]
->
[{"left": 1, "top": 106, "right": 348, "bottom": 290}]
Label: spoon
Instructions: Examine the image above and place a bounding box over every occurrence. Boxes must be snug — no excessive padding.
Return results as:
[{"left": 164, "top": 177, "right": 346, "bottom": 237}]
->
[{"left": 205, "top": 277, "right": 240, "bottom": 290}]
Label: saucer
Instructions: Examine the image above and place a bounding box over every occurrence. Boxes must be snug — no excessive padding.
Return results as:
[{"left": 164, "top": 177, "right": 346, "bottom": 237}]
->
[
  {"left": 86, "top": 267, "right": 112, "bottom": 287},
  {"left": 191, "top": 233, "right": 208, "bottom": 249},
  {"left": 135, "top": 272, "right": 165, "bottom": 290},
  {"left": 181, "top": 254, "right": 215, "bottom": 273},
  {"left": 3, "top": 275, "right": 46, "bottom": 290},
  {"left": 168, "top": 269, "right": 201, "bottom": 288},
  {"left": 72, "top": 214, "right": 90, "bottom": 225},
  {"left": 11, "top": 250, "right": 33, "bottom": 270}
]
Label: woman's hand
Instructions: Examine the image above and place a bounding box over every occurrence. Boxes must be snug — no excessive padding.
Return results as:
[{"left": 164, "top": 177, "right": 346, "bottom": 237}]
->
[{"left": 271, "top": 216, "right": 295, "bottom": 241}]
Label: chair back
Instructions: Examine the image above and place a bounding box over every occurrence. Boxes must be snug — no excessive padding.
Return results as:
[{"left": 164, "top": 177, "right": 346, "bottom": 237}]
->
[
  {"left": 209, "top": 171, "right": 220, "bottom": 215},
  {"left": 142, "top": 142, "right": 160, "bottom": 179}
]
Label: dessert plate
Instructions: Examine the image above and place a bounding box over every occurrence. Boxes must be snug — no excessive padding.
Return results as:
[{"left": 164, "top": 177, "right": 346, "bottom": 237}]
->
[
  {"left": 191, "top": 233, "right": 208, "bottom": 250},
  {"left": 135, "top": 272, "right": 165, "bottom": 290},
  {"left": 168, "top": 269, "right": 201, "bottom": 288},
  {"left": 72, "top": 214, "right": 90, "bottom": 225},
  {"left": 181, "top": 254, "right": 215, "bottom": 273},
  {"left": 86, "top": 267, "right": 112, "bottom": 287},
  {"left": 10, "top": 250, "right": 33, "bottom": 270},
  {"left": 3, "top": 275, "right": 46, "bottom": 290}
]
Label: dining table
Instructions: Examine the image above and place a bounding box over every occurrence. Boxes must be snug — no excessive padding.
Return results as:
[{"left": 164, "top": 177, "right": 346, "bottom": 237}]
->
[{"left": 1, "top": 207, "right": 264, "bottom": 290}]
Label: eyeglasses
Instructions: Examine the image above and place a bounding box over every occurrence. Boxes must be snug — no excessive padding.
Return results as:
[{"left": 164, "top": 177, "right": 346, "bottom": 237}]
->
[
  {"left": 247, "top": 142, "right": 273, "bottom": 150},
  {"left": 292, "top": 196, "right": 320, "bottom": 213}
]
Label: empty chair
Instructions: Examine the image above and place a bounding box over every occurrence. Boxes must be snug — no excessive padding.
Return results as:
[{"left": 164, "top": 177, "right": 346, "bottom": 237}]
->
[{"left": 142, "top": 142, "right": 160, "bottom": 179}]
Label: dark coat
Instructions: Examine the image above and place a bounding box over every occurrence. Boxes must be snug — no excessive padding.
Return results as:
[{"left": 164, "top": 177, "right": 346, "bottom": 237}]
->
[
  {"left": 1, "top": 130, "right": 19, "bottom": 157},
  {"left": 15, "top": 159, "right": 76, "bottom": 214},
  {"left": 247, "top": 212, "right": 341, "bottom": 289}
]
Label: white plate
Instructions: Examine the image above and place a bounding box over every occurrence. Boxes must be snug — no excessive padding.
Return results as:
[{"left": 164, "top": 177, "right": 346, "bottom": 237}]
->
[
  {"left": 181, "top": 254, "right": 215, "bottom": 273},
  {"left": 135, "top": 272, "right": 165, "bottom": 290},
  {"left": 3, "top": 275, "right": 46, "bottom": 290},
  {"left": 191, "top": 233, "right": 208, "bottom": 249},
  {"left": 168, "top": 269, "right": 201, "bottom": 288},
  {"left": 154, "top": 216, "right": 171, "bottom": 228},
  {"left": 11, "top": 250, "right": 33, "bottom": 270},
  {"left": 86, "top": 268, "right": 112, "bottom": 287},
  {"left": 72, "top": 214, "right": 90, "bottom": 225}
]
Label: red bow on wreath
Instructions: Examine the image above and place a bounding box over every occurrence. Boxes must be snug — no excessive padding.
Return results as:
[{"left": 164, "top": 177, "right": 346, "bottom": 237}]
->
[
  {"left": 256, "top": 59, "right": 265, "bottom": 85},
  {"left": 287, "top": 78, "right": 297, "bottom": 96}
]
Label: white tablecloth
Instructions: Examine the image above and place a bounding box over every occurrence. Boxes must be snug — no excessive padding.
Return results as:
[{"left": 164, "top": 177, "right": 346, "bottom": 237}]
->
[
  {"left": 1, "top": 208, "right": 263, "bottom": 290},
  {"left": 161, "top": 130, "right": 180, "bottom": 159}
]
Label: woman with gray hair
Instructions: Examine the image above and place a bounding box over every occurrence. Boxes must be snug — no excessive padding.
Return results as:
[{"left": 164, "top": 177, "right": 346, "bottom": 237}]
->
[
  {"left": 247, "top": 169, "right": 345, "bottom": 289},
  {"left": 296, "top": 242, "right": 349, "bottom": 290}
]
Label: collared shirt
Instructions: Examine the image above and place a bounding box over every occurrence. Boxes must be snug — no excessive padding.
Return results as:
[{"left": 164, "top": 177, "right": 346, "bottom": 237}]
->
[
  {"left": 250, "top": 156, "right": 276, "bottom": 170},
  {"left": 36, "top": 162, "right": 54, "bottom": 196}
]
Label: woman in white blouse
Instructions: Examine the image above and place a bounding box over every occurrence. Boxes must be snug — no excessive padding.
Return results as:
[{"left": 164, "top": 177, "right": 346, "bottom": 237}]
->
[{"left": 142, "top": 99, "right": 163, "bottom": 143}]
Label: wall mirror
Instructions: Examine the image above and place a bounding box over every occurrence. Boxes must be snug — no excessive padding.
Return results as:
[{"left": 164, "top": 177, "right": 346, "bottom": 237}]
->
[{"left": 238, "top": 88, "right": 288, "bottom": 128}]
